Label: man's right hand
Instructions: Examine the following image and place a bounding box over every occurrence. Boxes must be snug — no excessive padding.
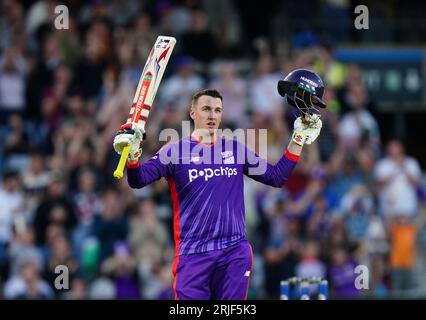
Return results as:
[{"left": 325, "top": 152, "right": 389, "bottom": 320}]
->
[{"left": 113, "top": 123, "right": 145, "bottom": 162}]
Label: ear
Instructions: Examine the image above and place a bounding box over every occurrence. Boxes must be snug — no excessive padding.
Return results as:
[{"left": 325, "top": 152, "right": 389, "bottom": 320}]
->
[{"left": 190, "top": 106, "right": 195, "bottom": 120}]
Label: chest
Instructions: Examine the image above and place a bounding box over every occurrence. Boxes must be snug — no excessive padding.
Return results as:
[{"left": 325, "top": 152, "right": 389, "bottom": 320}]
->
[{"left": 173, "top": 145, "right": 243, "bottom": 185}]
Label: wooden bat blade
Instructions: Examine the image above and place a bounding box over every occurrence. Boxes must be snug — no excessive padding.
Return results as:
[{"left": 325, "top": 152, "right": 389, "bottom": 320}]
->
[{"left": 113, "top": 35, "right": 176, "bottom": 180}]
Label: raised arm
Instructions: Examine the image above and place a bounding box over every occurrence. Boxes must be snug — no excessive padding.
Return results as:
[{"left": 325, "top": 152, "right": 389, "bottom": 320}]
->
[
  {"left": 113, "top": 122, "right": 174, "bottom": 188},
  {"left": 244, "top": 114, "right": 322, "bottom": 188},
  {"left": 126, "top": 148, "right": 174, "bottom": 188}
]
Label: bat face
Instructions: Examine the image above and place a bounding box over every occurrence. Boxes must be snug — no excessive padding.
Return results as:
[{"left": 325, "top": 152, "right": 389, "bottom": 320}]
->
[
  {"left": 127, "top": 36, "right": 177, "bottom": 129},
  {"left": 131, "top": 72, "right": 152, "bottom": 124},
  {"left": 114, "top": 36, "right": 176, "bottom": 179}
]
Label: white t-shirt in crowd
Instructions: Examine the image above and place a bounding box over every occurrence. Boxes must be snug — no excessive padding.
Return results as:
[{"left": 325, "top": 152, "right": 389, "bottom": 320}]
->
[
  {"left": 374, "top": 157, "right": 422, "bottom": 218},
  {"left": 339, "top": 110, "right": 380, "bottom": 143},
  {"left": 0, "top": 189, "right": 25, "bottom": 243}
]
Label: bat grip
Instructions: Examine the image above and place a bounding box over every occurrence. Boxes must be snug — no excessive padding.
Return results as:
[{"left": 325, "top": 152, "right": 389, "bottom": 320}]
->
[{"left": 113, "top": 145, "right": 131, "bottom": 179}]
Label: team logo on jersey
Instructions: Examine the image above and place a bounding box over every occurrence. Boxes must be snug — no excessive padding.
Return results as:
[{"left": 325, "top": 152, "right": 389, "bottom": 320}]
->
[
  {"left": 221, "top": 151, "right": 235, "bottom": 164},
  {"left": 190, "top": 156, "right": 200, "bottom": 163}
]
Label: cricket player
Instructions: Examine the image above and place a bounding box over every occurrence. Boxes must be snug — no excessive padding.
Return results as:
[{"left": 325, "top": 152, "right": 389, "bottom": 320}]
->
[{"left": 113, "top": 69, "right": 325, "bottom": 300}]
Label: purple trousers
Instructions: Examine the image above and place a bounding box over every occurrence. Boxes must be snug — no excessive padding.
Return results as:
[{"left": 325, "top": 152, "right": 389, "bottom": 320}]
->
[{"left": 172, "top": 240, "right": 254, "bottom": 300}]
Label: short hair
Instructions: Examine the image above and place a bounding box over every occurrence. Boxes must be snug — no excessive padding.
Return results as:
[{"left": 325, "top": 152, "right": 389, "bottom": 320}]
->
[{"left": 191, "top": 89, "right": 223, "bottom": 106}]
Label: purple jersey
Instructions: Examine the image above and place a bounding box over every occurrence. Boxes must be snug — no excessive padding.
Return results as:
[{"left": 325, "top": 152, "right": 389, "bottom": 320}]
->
[{"left": 127, "top": 136, "right": 298, "bottom": 256}]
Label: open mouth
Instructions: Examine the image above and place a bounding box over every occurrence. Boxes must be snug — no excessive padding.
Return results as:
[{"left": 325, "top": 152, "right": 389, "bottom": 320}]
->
[{"left": 207, "top": 122, "right": 216, "bottom": 127}]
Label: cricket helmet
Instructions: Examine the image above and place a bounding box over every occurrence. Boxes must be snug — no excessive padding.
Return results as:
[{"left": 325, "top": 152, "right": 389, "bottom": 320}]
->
[{"left": 277, "top": 68, "right": 326, "bottom": 117}]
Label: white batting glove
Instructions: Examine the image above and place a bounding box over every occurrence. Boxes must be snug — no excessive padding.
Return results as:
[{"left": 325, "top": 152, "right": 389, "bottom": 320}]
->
[
  {"left": 113, "top": 123, "right": 145, "bottom": 162},
  {"left": 292, "top": 114, "right": 322, "bottom": 146}
]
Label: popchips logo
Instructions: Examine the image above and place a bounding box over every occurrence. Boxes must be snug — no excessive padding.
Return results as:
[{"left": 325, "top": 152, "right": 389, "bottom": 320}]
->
[{"left": 188, "top": 167, "right": 237, "bottom": 182}]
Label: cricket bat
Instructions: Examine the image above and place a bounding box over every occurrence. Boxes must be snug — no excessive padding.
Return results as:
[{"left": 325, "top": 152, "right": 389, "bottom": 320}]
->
[{"left": 113, "top": 35, "right": 176, "bottom": 179}]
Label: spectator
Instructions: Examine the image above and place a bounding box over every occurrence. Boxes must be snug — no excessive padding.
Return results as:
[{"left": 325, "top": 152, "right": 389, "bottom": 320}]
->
[
  {"left": 71, "top": 20, "right": 110, "bottom": 99},
  {"left": 340, "top": 184, "right": 374, "bottom": 242},
  {"left": 316, "top": 87, "right": 340, "bottom": 162},
  {"left": 181, "top": 9, "right": 219, "bottom": 64},
  {"left": 129, "top": 198, "right": 170, "bottom": 270},
  {"left": 8, "top": 223, "right": 42, "bottom": 277},
  {"left": 32, "top": 174, "right": 77, "bottom": 246},
  {"left": 305, "top": 194, "right": 332, "bottom": 240},
  {"left": 328, "top": 246, "right": 360, "bottom": 299},
  {"left": 327, "top": 151, "right": 367, "bottom": 208},
  {"left": 338, "top": 80, "right": 380, "bottom": 151},
  {"left": 160, "top": 1, "right": 192, "bottom": 37},
  {"left": 374, "top": 140, "right": 422, "bottom": 220},
  {"left": 158, "top": 55, "right": 204, "bottom": 117},
  {"left": 95, "top": 65, "right": 133, "bottom": 129},
  {"left": 0, "top": 42, "right": 28, "bottom": 120},
  {"left": 313, "top": 43, "right": 346, "bottom": 89},
  {"left": 35, "top": 64, "right": 71, "bottom": 137},
  {"left": 25, "top": 0, "right": 57, "bottom": 36},
  {"left": 4, "top": 254, "right": 53, "bottom": 299},
  {"left": 295, "top": 240, "right": 326, "bottom": 280},
  {"left": 0, "top": 170, "right": 26, "bottom": 280},
  {"left": 133, "top": 13, "right": 158, "bottom": 62},
  {"left": 263, "top": 216, "right": 303, "bottom": 299},
  {"left": 91, "top": 188, "right": 128, "bottom": 263},
  {"left": 26, "top": 34, "right": 63, "bottom": 121},
  {"left": 1, "top": 114, "right": 31, "bottom": 171},
  {"left": 0, "top": 0, "right": 25, "bottom": 52},
  {"left": 128, "top": 198, "right": 171, "bottom": 299},
  {"left": 249, "top": 54, "right": 282, "bottom": 117},
  {"left": 321, "top": 216, "right": 357, "bottom": 264},
  {"left": 42, "top": 234, "right": 80, "bottom": 298},
  {"left": 101, "top": 241, "right": 140, "bottom": 299},
  {"left": 209, "top": 61, "right": 248, "bottom": 128},
  {"left": 22, "top": 152, "right": 53, "bottom": 214},
  {"left": 108, "top": 0, "right": 141, "bottom": 27},
  {"left": 388, "top": 210, "right": 426, "bottom": 295},
  {"left": 72, "top": 168, "right": 101, "bottom": 259}
]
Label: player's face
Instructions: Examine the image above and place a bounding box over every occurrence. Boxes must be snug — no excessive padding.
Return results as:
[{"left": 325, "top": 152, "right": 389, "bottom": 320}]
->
[{"left": 191, "top": 95, "right": 223, "bottom": 134}]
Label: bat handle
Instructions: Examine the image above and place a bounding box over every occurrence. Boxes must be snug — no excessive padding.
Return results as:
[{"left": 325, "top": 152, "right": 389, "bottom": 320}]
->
[{"left": 113, "top": 145, "right": 131, "bottom": 179}]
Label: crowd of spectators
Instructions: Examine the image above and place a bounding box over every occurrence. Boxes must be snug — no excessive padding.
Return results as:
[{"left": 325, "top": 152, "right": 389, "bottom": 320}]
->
[{"left": 0, "top": 0, "right": 425, "bottom": 299}]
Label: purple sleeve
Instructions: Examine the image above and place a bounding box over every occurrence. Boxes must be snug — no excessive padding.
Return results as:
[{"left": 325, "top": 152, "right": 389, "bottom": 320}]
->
[
  {"left": 126, "top": 145, "right": 174, "bottom": 188},
  {"left": 243, "top": 145, "right": 299, "bottom": 188}
]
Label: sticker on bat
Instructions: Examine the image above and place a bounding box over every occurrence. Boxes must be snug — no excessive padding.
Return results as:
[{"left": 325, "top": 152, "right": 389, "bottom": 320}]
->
[{"left": 156, "top": 39, "right": 171, "bottom": 49}]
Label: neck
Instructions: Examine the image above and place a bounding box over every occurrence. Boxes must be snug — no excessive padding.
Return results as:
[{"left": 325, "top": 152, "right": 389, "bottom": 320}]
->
[{"left": 192, "top": 128, "right": 217, "bottom": 144}]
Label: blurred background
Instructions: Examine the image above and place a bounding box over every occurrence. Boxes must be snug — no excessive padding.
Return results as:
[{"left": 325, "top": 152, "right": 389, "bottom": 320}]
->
[{"left": 1, "top": 0, "right": 426, "bottom": 300}]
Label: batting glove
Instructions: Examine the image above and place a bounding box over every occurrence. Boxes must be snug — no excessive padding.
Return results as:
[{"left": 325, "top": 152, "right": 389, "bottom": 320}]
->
[
  {"left": 292, "top": 114, "right": 322, "bottom": 146},
  {"left": 113, "top": 123, "right": 146, "bottom": 162}
]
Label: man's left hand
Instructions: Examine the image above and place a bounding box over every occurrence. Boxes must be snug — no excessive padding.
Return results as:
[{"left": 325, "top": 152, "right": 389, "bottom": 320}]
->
[{"left": 292, "top": 114, "right": 322, "bottom": 146}]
